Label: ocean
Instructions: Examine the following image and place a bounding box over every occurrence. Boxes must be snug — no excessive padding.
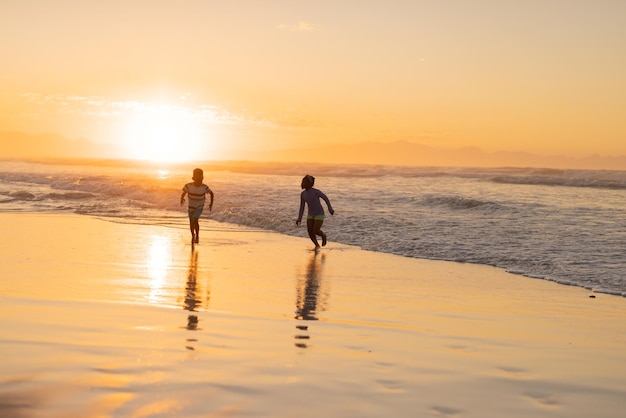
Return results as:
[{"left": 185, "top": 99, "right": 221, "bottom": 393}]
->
[{"left": 1, "top": 159, "right": 625, "bottom": 297}]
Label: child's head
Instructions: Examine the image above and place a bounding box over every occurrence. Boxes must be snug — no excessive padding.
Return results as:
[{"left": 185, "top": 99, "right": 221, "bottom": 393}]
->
[
  {"left": 192, "top": 168, "right": 204, "bottom": 183},
  {"left": 301, "top": 174, "right": 315, "bottom": 189}
]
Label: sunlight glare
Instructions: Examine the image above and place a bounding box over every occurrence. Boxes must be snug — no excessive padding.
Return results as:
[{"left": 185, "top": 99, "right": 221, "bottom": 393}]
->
[{"left": 121, "top": 103, "right": 210, "bottom": 162}]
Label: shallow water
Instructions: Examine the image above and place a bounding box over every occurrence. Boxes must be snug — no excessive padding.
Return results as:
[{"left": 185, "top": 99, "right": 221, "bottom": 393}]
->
[{"left": 1, "top": 159, "right": 625, "bottom": 296}]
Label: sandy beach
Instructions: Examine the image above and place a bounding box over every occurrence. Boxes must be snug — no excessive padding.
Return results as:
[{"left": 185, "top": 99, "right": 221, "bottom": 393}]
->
[{"left": 1, "top": 213, "right": 625, "bottom": 417}]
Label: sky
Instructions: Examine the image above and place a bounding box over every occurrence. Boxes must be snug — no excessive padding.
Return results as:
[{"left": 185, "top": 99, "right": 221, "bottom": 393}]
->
[{"left": 1, "top": 0, "right": 625, "bottom": 166}]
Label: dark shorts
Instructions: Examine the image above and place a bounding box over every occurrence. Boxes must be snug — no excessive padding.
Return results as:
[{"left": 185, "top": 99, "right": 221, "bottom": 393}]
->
[{"left": 188, "top": 206, "right": 204, "bottom": 219}]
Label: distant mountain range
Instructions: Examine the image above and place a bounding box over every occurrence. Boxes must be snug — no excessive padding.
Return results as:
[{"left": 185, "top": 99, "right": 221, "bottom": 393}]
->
[
  {"left": 1, "top": 131, "right": 625, "bottom": 170},
  {"left": 256, "top": 140, "right": 626, "bottom": 171}
]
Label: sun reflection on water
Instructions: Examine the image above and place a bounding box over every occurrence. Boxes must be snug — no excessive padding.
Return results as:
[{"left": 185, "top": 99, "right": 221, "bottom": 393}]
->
[{"left": 147, "top": 234, "right": 172, "bottom": 304}]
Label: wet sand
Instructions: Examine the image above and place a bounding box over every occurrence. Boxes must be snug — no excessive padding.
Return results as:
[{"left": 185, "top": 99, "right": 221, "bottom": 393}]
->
[{"left": 1, "top": 213, "right": 626, "bottom": 417}]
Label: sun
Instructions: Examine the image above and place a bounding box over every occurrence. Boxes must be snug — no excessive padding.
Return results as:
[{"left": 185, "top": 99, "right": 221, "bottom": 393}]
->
[{"left": 119, "top": 103, "right": 210, "bottom": 163}]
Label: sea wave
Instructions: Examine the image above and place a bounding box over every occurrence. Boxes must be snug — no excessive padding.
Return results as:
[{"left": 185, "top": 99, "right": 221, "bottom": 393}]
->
[
  {"left": 491, "top": 174, "right": 626, "bottom": 190},
  {"left": 4, "top": 190, "right": 37, "bottom": 201},
  {"left": 43, "top": 191, "right": 96, "bottom": 200},
  {"left": 218, "top": 163, "right": 626, "bottom": 190},
  {"left": 421, "top": 195, "right": 502, "bottom": 210}
]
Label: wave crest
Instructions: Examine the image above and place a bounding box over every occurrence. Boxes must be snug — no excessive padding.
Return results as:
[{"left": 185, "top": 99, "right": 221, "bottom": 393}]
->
[{"left": 422, "top": 195, "right": 497, "bottom": 210}]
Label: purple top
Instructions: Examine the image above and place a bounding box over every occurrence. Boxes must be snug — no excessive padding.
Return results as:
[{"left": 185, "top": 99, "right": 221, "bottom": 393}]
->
[{"left": 297, "top": 188, "right": 334, "bottom": 222}]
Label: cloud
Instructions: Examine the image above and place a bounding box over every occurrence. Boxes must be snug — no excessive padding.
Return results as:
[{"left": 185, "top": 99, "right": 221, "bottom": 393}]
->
[{"left": 18, "top": 92, "right": 249, "bottom": 126}]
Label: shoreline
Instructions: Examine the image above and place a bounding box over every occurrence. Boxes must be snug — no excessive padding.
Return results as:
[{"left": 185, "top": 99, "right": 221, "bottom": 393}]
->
[
  {"left": 10, "top": 208, "right": 622, "bottom": 299},
  {"left": 1, "top": 212, "right": 625, "bottom": 417}
]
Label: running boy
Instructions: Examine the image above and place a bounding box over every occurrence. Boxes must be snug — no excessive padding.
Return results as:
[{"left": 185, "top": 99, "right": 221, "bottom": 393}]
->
[
  {"left": 296, "top": 174, "right": 334, "bottom": 249},
  {"left": 181, "top": 168, "right": 214, "bottom": 244}
]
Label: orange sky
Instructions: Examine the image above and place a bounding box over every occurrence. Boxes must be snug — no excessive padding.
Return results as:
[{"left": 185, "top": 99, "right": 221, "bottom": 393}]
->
[{"left": 1, "top": 1, "right": 625, "bottom": 165}]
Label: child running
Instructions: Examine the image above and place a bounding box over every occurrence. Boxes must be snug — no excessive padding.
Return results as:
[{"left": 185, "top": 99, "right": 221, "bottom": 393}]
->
[
  {"left": 296, "top": 174, "right": 334, "bottom": 249},
  {"left": 180, "top": 168, "right": 214, "bottom": 244}
]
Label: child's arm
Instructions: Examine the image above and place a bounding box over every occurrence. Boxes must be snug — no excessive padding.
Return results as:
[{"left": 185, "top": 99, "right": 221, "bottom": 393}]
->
[
  {"left": 319, "top": 190, "right": 334, "bottom": 215},
  {"left": 208, "top": 189, "right": 214, "bottom": 211},
  {"left": 296, "top": 194, "right": 305, "bottom": 225},
  {"left": 180, "top": 190, "right": 187, "bottom": 206}
]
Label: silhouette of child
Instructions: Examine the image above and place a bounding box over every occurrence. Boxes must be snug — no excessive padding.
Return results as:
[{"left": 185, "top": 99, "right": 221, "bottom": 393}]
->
[
  {"left": 296, "top": 174, "right": 334, "bottom": 249},
  {"left": 181, "top": 168, "right": 214, "bottom": 244}
]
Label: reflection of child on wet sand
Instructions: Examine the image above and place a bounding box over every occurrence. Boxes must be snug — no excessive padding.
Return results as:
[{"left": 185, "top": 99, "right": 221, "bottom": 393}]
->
[
  {"left": 296, "top": 175, "right": 334, "bottom": 249},
  {"left": 180, "top": 168, "right": 214, "bottom": 244}
]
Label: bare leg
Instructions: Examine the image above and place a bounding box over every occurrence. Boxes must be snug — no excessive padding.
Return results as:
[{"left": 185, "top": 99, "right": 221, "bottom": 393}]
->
[
  {"left": 192, "top": 218, "right": 200, "bottom": 243},
  {"left": 307, "top": 219, "right": 326, "bottom": 248},
  {"left": 306, "top": 218, "right": 320, "bottom": 248},
  {"left": 313, "top": 219, "right": 327, "bottom": 246},
  {"left": 189, "top": 217, "right": 196, "bottom": 242}
]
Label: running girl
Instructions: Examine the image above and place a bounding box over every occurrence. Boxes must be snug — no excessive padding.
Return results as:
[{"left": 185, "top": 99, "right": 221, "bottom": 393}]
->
[{"left": 296, "top": 174, "right": 334, "bottom": 249}]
